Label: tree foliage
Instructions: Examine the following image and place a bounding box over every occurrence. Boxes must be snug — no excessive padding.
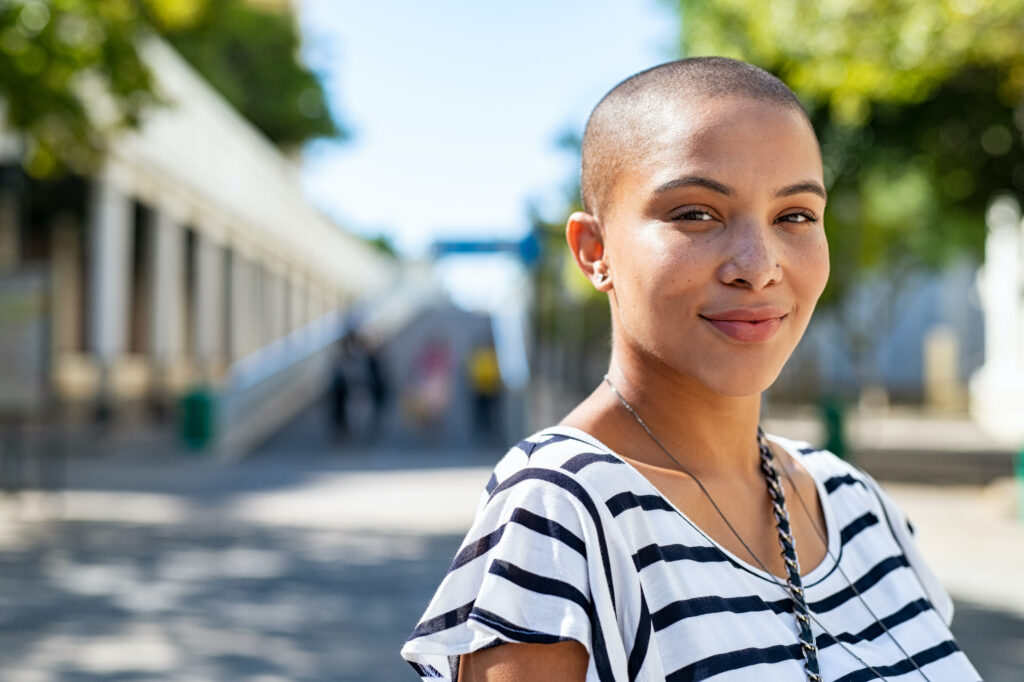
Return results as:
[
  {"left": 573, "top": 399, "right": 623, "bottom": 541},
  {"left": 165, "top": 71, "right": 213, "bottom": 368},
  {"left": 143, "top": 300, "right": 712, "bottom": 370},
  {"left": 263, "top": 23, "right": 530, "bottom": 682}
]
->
[
  {"left": 529, "top": 131, "right": 613, "bottom": 397},
  {"left": 0, "top": 0, "right": 342, "bottom": 178},
  {"left": 153, "top": 0, "right": 343, "bottom": 149},
  {"left": 676, "top": 0, "right": 1024, "bottom": 302},
  {"left": 0, "top": 0, "right": 163, "bottom": 176}
]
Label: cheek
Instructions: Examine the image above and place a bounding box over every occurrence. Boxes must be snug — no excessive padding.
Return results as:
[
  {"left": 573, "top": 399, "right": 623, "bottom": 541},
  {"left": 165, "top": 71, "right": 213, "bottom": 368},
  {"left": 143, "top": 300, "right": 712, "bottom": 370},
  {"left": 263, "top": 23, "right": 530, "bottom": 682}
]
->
[
  {"left": 636, "top": 230, "right": 709, "bottom": 290},
  {"left": 812, "top": 236, "right": 831, "bottom": 294},
  {"left": 610, "top": 226, "right": 671, "bottom": 290},
  {"left": 794, "top": 234, "right": 830, "bottom": 303}
]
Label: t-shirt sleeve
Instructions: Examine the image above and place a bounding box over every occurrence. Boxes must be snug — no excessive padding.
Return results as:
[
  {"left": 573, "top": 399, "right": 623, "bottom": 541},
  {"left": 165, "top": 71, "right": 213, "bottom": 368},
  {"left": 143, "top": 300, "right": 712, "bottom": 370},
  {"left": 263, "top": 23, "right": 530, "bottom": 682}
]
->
[{"left": 400, "top": 467, "right": 602, "bottom": 681}]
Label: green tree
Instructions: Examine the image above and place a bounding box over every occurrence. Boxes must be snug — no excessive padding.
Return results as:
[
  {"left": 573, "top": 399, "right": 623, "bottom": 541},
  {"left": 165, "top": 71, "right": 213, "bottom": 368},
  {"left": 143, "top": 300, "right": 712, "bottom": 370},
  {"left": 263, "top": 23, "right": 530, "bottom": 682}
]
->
[
  {"left": 0, "top": 0, "right": 170, "bottom": 176},
  {"left": 674, "top": 0, "right": 1024, "bottom": 393},
  {"left": 529, "top": 132, "right": 612, "bottom": 402},
  {"left": 0, "top": 0, "right": 342, "bottom": 178},
  {"left": 153, "top": 0, "right": 344, "bottom": 149},
  {"left": 677, "top": 0, "right": 1024, "bottom": 294}
]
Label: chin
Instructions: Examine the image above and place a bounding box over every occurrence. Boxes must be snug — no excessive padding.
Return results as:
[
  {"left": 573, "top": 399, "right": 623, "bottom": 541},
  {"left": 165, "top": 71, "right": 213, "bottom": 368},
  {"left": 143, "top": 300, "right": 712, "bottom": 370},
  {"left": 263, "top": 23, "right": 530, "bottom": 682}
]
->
[
  {"left": 703, "top": 376, "right": 777, "bottom": 398},
  {"left": 690, "top": 362, "right": 787, "bottom": 398}
]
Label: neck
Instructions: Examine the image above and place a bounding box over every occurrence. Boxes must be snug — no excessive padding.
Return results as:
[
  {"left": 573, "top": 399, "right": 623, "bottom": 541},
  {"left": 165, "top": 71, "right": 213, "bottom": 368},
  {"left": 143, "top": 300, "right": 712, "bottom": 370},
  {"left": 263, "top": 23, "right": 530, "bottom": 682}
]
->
[{"left": 603, "top": 353, "right": 764, "bottom": 478}]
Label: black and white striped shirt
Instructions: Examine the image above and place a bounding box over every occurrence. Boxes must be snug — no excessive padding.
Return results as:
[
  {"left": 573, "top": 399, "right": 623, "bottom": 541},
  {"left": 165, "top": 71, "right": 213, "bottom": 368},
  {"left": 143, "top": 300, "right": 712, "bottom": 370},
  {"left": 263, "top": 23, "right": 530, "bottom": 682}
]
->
[{"left": 401, "top": 426, "right": 980, "bottom": 681}]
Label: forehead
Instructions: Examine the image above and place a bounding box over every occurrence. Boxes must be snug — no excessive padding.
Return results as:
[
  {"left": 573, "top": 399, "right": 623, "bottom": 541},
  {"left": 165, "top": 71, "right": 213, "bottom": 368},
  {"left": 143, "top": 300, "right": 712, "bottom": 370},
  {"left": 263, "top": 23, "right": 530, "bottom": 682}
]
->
[
  {"left": 645, "top": 95, "right": 817, "bottom": 167},
  {"left": 605, "top": 96, "right": 821, "bottom": 215}
]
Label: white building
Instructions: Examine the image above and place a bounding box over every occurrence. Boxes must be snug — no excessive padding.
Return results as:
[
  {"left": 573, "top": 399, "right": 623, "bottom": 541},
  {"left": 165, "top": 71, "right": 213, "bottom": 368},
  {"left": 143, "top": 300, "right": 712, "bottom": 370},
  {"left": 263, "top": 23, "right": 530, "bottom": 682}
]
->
[{"left": 0, "top": 36, "right": 396, "bottom": 437}]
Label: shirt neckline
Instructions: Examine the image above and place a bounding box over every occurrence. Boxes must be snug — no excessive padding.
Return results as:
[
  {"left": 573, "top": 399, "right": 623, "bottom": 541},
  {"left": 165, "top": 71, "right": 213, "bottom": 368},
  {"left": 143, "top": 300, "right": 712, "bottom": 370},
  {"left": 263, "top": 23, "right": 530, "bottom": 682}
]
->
[{"left": 538, "top": 424, "right": 841, "bottom": 586}]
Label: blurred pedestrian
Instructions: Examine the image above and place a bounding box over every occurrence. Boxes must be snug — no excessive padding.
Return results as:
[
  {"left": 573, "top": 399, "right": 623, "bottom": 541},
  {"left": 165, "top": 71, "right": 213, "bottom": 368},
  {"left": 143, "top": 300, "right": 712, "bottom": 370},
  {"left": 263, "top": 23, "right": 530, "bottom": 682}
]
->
[
  {"left": 329, "top": 341, "right": 350, "bottom": 440},
  {"left": 357, "top": 333, "right": 389, "bottom": 440},
  {"left": 467, "top": 342, "right": 501, "bottom": 444},
  {"left": 402, "top": 336, "right": 453, "bottom": 434}
]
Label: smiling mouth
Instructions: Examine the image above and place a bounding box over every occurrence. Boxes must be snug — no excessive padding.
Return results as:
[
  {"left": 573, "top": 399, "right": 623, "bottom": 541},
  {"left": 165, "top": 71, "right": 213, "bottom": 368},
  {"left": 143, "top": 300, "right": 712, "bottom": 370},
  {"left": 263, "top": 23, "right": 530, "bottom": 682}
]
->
[{"left": 700, "top": 314, "right": 787, "bottom": 343}]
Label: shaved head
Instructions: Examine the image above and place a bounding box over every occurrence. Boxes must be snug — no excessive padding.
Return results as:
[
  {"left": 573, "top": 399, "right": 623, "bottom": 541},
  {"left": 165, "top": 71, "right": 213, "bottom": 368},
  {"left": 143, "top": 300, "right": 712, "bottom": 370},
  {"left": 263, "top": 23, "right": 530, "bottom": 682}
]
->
[{"left": 580, "top": 57, "right": 812, "bottom": 219}]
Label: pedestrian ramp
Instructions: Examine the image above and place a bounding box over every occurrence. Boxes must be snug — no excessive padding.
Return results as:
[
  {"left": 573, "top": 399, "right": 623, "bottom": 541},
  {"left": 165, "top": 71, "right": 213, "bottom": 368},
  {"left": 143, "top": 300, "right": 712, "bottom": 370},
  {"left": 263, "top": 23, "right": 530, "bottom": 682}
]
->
[{"left": 214, "top": 273, "right": 441, "bottom": 459}]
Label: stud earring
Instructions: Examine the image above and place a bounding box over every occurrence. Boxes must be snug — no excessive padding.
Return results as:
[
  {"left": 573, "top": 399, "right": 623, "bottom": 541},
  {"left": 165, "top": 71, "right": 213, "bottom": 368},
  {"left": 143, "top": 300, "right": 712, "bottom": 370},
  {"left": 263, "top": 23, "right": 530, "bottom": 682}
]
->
[{"left": 597, "top": 271, "right": 608, "bottom": 283}]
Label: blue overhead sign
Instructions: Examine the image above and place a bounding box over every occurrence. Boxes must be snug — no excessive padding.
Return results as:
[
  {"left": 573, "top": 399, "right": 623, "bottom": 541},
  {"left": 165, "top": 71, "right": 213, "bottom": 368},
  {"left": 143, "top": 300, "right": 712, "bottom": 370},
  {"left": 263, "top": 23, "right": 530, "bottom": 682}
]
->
[{"left": 431, "top": 231, "right": 541, "bottom": 266}]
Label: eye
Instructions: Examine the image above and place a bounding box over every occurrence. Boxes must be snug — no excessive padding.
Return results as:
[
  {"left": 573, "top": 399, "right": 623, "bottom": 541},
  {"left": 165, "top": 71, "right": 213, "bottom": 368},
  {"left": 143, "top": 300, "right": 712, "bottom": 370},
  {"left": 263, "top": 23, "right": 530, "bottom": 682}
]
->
[
  {"left": 777, "top": 210, "right": 819, "bottom": 225},
  {"left": 669, "top": 206, "right": 717, "bottom": 222}
]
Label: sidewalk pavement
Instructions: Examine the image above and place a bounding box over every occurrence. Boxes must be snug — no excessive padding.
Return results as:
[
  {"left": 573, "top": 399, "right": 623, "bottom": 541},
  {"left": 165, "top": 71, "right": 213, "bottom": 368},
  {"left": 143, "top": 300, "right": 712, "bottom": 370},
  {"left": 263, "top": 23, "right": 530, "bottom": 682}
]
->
[
  {"left": 764, "top": 408, "right": 1018, "bottom": 455},
  {"left": 764, "top": 409, "right": 1018, "bottom": 484},
  {"left": 0, "top": 447, "right": 492, "bottom": 682},
  {"left": 0, "top": 412, "right": 1022, "bottom": 680},
  {"left": 885, "top": 480, "right": 1024, "bottom": 617},
  {"left": 8, "top": 444, "right": 1021, "bottom": 619}
]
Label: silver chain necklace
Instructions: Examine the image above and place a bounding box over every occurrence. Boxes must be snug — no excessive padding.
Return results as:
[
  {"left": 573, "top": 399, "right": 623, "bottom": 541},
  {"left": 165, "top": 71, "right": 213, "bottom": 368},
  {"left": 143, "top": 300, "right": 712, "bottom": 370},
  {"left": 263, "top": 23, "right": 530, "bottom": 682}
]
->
[{"left": 603, "top": 375, "right": 933, "bottom": 682}]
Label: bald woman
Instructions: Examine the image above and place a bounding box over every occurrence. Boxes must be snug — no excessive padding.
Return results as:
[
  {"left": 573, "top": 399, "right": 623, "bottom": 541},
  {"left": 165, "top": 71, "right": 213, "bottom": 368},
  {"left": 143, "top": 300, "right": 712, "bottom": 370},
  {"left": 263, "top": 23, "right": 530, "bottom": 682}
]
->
[{"left": 402, "top": 58, "right": 979, "bottom": 682}]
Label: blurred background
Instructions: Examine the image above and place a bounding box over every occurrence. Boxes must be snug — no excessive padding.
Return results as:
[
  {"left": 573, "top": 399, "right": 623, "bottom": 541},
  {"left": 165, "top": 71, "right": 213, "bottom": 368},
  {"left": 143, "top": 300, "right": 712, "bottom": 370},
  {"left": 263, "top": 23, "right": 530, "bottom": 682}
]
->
[{"left": 0, "top": 0, "right": 1022, "bottom": 679}]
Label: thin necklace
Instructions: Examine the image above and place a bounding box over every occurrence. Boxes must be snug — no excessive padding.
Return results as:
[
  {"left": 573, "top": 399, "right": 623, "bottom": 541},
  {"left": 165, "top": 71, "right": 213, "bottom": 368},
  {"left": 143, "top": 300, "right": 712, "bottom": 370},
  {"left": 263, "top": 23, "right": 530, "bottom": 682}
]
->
[{"left": 602, "top": 375, "right": 927, "bottom": 682}]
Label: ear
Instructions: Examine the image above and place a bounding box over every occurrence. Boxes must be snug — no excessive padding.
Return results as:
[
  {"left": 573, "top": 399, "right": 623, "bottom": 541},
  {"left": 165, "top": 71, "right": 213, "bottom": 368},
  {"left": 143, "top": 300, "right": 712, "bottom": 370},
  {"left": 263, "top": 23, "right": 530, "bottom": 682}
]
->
[{"left": 566, "top": 211, "right": 612, "bottom": 292}]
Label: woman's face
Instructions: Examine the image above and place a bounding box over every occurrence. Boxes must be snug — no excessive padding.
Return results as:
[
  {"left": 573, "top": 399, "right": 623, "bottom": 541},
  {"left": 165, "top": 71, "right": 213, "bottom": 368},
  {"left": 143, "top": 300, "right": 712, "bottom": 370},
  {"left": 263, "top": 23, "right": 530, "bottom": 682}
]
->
[{"left": 601, "top": 96, "right": 829, "bottom": 397}]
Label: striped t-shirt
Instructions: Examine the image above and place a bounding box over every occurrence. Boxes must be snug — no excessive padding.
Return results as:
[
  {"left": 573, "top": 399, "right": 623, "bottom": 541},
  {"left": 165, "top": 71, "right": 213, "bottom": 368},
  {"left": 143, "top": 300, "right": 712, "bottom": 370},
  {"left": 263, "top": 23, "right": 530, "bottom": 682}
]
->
[{"left": 401, "top": 426, "right": 980, "bottom": 681}]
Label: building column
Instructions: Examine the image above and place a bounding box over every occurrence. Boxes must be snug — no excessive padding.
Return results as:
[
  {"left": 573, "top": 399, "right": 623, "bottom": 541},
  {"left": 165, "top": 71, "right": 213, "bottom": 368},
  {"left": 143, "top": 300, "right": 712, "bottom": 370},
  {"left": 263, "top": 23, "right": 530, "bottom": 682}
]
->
[
  {"left": 88, "top": 172, "right": 134, "bottom": 417},
  {"left": 193, "top": 233, "right": 224, "bottom": 377},
  {"left": 0, "top": 186, "right": 19, "bottom": 269},
  {"left": 276, "top": 269, "right": 288, "bottom": 340},
  {"left": 305, "top": 280, "right": 318, "bottom": 325},
  {"left": 309, "top": 281, "right": 326, "bottom": 322},
  {"left": 970, "top": 196, "right": 1024, "bottom": 444},
  {"left": 0, "top": 165, "right": 25, "bottom": 269},
  {"left": 227, "top": 249, "right": 247, "bottom": 362},
  {"left": 981, "top": 199, "right": 1021, "bottom": 376},
  {"left": 265, "top": 266, "right": 286, "bottom": 343},
  {"left": 50, "top": 212, "right": 82, "bottom": 354},
  {"left": 149, "top": 208, "right": 184, "bottom": 401},
  {"left": 281, "top": 272, "right": 292, "bottom": 337},
  {"left": 290, "top": 272, "right": 307, "bottom": 332},
  {"left": 251, "top": 262, "right": 264, "bottom": 352}
]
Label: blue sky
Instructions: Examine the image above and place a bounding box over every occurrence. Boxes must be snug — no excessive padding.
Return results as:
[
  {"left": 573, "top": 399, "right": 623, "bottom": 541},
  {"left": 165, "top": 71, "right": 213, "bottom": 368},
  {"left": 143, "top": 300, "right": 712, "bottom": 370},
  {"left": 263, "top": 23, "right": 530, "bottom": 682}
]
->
[{"left": 298, "top": 0, "right": 678, "bottom": 257}]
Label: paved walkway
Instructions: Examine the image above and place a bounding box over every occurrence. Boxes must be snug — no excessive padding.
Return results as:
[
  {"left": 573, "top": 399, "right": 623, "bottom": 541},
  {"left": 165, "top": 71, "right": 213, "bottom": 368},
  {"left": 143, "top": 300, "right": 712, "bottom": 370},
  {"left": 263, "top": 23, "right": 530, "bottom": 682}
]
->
[
  {"left": 0, "top": 439, "right": 1021, "bottom": 680},
  {"left": 0, "top": 447, "right": 489, "bottom": 682}
]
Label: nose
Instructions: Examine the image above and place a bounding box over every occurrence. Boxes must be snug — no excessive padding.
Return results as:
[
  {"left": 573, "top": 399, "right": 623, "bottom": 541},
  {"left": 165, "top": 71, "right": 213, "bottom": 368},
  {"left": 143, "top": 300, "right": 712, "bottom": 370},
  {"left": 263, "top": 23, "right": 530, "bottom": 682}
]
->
[{"left": 717, "top": 220, "right": 781, "bottom": 290}]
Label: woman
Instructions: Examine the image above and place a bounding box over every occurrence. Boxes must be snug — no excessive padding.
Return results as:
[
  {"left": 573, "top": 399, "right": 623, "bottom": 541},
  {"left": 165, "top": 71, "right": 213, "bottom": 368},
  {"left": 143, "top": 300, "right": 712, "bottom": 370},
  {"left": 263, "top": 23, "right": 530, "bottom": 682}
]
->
[{"left": 401, "top": 57, "right": 980, "bottom": 681}]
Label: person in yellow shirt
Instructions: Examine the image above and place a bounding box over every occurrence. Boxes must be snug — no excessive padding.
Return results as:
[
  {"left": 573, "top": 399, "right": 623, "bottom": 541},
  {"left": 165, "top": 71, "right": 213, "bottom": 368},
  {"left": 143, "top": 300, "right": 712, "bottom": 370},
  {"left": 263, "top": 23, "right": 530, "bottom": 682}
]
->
[{"left": 468, "top": 344, "right": 501, "bottom": 443}]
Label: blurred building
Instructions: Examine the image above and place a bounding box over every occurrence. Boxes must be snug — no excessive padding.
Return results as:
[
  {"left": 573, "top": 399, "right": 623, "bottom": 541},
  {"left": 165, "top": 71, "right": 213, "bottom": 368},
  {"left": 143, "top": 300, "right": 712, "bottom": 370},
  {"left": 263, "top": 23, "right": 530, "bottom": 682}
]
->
[
  {"left": 0, "top": 36, "right": 396, "bottom": 442},
  {"left": 772, "top": 260, "right": 985, "bottom": 408}
]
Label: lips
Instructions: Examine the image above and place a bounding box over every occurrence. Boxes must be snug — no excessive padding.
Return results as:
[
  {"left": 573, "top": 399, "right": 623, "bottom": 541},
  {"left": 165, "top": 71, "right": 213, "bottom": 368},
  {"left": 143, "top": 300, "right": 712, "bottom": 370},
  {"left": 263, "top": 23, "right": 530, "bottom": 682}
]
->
[{"left": 700, "top": 307, "right": 788, "bottom": 343}]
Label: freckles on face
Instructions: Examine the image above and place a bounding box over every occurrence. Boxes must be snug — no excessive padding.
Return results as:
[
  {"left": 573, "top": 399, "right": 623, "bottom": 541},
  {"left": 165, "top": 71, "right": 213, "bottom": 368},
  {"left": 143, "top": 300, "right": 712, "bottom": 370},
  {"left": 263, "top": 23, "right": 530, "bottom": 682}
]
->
[{"left": 601, "top": 97, "right": 829, "bottom": 395}]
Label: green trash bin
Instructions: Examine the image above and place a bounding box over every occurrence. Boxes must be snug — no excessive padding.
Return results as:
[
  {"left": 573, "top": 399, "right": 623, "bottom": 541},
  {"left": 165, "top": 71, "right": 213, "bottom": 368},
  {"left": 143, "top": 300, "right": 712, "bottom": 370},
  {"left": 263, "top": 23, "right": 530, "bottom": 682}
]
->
[
  {"left": 820, "top": 397, "right": 847, "bottom": 460},
  {"left": 181, "top": 387, "right": 215, "bottom": 451}
]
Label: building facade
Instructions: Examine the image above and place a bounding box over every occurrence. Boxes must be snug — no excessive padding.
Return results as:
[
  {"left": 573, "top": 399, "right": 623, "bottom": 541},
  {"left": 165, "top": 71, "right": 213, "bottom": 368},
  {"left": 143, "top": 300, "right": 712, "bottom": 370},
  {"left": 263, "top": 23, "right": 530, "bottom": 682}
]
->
[{"left": 0, "top": 37, "right": 395, "bottom": 429}]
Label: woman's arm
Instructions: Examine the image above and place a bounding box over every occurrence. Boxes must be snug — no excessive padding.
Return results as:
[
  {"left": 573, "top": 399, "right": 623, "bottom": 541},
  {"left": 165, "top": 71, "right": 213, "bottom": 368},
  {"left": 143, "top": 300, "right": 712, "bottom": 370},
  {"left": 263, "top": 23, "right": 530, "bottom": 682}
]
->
[{"left": 458, "top": 641, "right": 589, "bottom": 681}]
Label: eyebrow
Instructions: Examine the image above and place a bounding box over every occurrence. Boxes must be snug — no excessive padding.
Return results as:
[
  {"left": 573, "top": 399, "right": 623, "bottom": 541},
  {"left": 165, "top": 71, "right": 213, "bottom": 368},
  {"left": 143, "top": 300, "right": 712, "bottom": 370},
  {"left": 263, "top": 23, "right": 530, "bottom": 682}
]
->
[
  {"left": 776, "top": 181, "right": 828, "bottom": 201},
  {"left": 653, "top": 175, "right": 733, "bottom": 197},
  {"left": 651, "top": 176, "right": 828, "bottom": 201}
]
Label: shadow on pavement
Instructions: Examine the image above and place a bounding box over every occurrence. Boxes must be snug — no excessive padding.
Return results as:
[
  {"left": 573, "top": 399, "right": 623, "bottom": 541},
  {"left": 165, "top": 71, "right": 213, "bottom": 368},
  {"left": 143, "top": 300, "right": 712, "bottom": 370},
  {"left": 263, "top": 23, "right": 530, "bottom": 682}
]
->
[
  {"left": 1, "top": 512, "right": 1021, "bottom": 681},
  {"left": 6, "top": 392, "right": 1020, "bottom": 680},
  {"left": 951, "top": 600, "right": 1024, "bottom": 680},
  {"left": 0, "top": 518, "right": 463, "bottom": 682}
]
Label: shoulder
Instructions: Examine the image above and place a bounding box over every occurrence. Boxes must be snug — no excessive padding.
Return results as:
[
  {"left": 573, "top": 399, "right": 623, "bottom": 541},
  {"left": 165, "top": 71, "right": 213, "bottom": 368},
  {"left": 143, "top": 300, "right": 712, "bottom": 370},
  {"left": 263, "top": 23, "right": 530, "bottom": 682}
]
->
[
  {"left": 767, "top": 433, "right": 874, "bottom": 494},
  {"left": 767, "top": 435, "right": 955, "bottom": 623},
  {"left": 402, "top": 428, "right": 629, "bottom": 679},
  {"left": 768, "top": 432, "right": 917, "bottom": 543},
  {"left": 483, "top": 426, "right": 635, "bottom": 506}
]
